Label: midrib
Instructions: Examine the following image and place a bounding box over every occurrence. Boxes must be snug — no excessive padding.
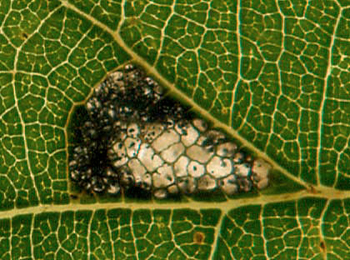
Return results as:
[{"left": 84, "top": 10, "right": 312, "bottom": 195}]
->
[{"left": 0, "top": 188, "right": 348, "bottom": 219}]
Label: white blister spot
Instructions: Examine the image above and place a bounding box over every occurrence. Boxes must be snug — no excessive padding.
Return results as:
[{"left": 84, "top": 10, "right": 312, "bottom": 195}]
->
[
  {"left": 216, "top": 142, "right": 237, "bottom": 157},
  {"left": 160, "top": 143, "right": 185, "bottom": 163},
  {"left": 235, "top": 163, "right": 251, "bottom": 177},
  {"left": 154, "top": 189, "right": 168, "bottom": 199},
  {"left": 252, "top": 159, "right": 271, "bottom": 189},
  {"left": 174, "top": 156, "right": 189, "bottom": 178},
  {"left": 112, "top": 142, "right": 128, "bottom": 167},
  {"left": 220, "top": 175, "right": 238, "bottom": 195},
  {"left": 168, "top": 184, "right": 179, "bottom": 194},
  {"left": 127, "top": 123, "right": 140, "bottom": 138},
  {"left": 152, "top": 129, "right": 180, "bottom": 152},
  {"left": 188, "top": 161, "right": 205, "bottom": 178},
  {"left": 186, "top": 145, "right": 213, "bottom": 164},
  {"left": 142, "top": 173, "right": 152, "bottom": 190},
  {"left": 153, "top": 165, "right": 175, "bottom": 188},
  {"left": 124, "top": 137, "right": 141, "bottom": 157},
  {"left": 107, "top": 183, "right": 120, "bottom": 195},
  {"left": 128, "top": 159, "right": 146, "bottom": 185},
  {"left": 196, "top": 135, "right": 208, "bottom": 146},
  {"left": 192, "top": 119, "right": 207, "bottom": 132},
  {"left": 252, "top": 159, "right": 270, "bottom": 179},
  {"left": 138, "top": 143, "right": 163, "bottom": 172},
  {"left": 233, "top": 152, "right": 245, "bottom": 164},
  {"left": 207, "top": 156, "right": 233, "bottom": 178},
  {"left": 197, "top": 175, "right": 217, "bottom": 191},
  {"left": 110, "top": 71, "right": 123, "bottom": 81},
  {"left": 175, "top": 122, "right": 199, "bottom": 147}
]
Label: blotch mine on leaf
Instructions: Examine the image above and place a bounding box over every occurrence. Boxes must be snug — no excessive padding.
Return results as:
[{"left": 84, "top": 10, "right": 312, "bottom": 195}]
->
[{"left": 69, "top": 64, "right": 271, "bottom": 199}]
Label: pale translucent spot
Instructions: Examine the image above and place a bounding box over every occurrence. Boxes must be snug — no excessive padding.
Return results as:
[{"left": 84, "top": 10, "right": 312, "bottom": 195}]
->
[
  {"left": 168, "top": 184, "right": 179, "bottom": 194},
  {"left": 119, "top": 167, "right": 134, "bottom": 187},
  {"left": 108, "top": 109, "right": 116, "bottom": 120},
  {"left": 124, "top": 137, "right": 141, "bottom": 157},
  {"left": 178, "top": 177, "right": 196, "bottom": 194},
  {"left": 118, "top": 130, "right": 127, "bottom": 142},
  {"left": 197, "top": 175, "right": 217, "bottom": 191},
  {"left": 154, "top": 189, "right": 168, "bottom": 199},
  {"left": 141, "top": 173, "right": 152, "bottom": 190},
  {"left": 220, "top": 175, "right": 238, "bottom": 195},
  {"left": 153, "top": 165, "right": 175, "bottom": 188},
  {"left": 106, "top": 168, "right": 117, "bottom": 177},
  {"left": 216, "top": 142, "right": 237, "bottom": 157},
  {"left": 175, "top": 122, "right": 200, "bottom": 147},
  {"left": 196, "top": 135, "right": 208, "bottom": 146},
  {"left": 110, "top": 71, "right": 123, "bottom": 81},
  {"left": 252, "top": 159, "right": 271, "bottom": 189},
  {"left": 112, "top": 142, "right": 128, "bottom": 167},
  {"left": 146, "top": 77, "right": 163, "bottom": 95},
  {"left": 115, "top": 121, "right": 128, "bottom": 131},
  {"left": 174, "top": 156, "right": 189, "bottom": 178},
  {"left": 160, "top": 142, "right": 185, "bottom": 163},
  {"left": 86, "top": 101, "right": 94, "bottom": 112},
  {"left": 112, "top": 142, "right": 126, "bottom": 156},
  {"left": 107, "top": 183, "right": 120, "bottom": 195},
  {"left": 152, "top": 129, "right": 180, "bottom": 152},
  {"left": 186, "top": 145, "right": 213, "bottom": 164},
  {"left": 138, "top": 143, "right": 163, "bottom": 172},
  {"left": 252, "top": 159, "right": 270, "bottom": 179},
  {"left": 233, "top": 152, "right": 245, "bottom": 163},
  {"left": 165, "top": 119, "right": 175, "bottom": 128},
  {"left": 235, "top": 163, "right": 251, "bottom": 177},
  {"left": 127, "top": 123, "right": 140, "bottom": 138},
  {"left": 188, "top": 161, "right": 205, "bottom": 178},
  {"left": 102, "top": 177, "right": 108, "bottom": 184},
  {"left": 192, "top": 118, "right": 207, "bottom": 132},
  {"left": 174, "top": 121, "right": 187, "bottom": 135},
  {"left": 70, "top": 170, "right": 80, "bottom": 181},
  {"left": 152, "top": 173, "right": 165, "bottom": 189},
  {"left": 207, "top": 156, "right": 232, "bottom": 178},
  {"left": 93, "top": 98, "right": 101, "bottom": 109},
  {"left": 128, "top": 159, "right": 147, "bottom": 185},
  {"left": 257, "top": 179, "right": 269, "bottom": 189},
  {"left": 69, "top": 160, "right": 77, "bottom": 168}
]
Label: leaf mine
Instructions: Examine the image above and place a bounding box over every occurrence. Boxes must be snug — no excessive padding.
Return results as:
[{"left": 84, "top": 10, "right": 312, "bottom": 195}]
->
[{"left": 69, "top": 64, "right": 271, "bottom": 198}]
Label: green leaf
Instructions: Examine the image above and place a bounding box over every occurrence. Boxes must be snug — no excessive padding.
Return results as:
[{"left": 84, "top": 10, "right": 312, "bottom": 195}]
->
[{"left": 0, "top": 0, "right": 349, "bottom": 259}]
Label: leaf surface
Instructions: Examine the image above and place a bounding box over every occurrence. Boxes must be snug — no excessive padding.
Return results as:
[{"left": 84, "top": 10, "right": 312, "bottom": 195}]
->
[{"left": 0, "top": 0, "right": 350, "bottom": 259}]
